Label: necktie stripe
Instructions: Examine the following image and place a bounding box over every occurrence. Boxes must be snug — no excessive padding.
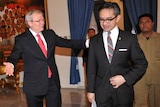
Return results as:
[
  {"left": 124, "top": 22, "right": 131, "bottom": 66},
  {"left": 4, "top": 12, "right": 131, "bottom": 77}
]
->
[{"left": 107, "top": 32, "right": 114, "bottom": 63}]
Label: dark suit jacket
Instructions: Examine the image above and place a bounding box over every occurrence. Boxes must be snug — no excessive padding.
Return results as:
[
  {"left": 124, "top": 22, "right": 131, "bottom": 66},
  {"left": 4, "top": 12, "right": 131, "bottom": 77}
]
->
[
  {"left": 7, "top": 29, "right": 86, "bottom": 95},
  {"left": 82, "top": 49, "right": 89, "bottom": 74},
  {"left": 82, "top": 49, "right": 89, "bottom": 64},
  {"left": 87, "top": 29, "right": 148, "bottom": 105}
]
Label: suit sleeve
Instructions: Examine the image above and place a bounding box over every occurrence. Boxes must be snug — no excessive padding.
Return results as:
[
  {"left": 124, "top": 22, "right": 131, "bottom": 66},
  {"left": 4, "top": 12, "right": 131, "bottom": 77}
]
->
[
  {"left": 47, "top": 29, "right": 86, "bottom": 49},
  {"left": 7, "top": 35, "right": 23, "bottom": 66},
  {"left": 86, "top": 40, "right": 97, "bottom": 93},
  {"left": 123, "top": 36, "right": 148, "bottom": 86}
]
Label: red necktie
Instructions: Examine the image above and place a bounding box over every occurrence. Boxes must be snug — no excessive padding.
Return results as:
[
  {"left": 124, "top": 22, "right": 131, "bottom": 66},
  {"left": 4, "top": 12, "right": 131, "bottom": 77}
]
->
[{"left": 36, "top": 34, "right": 52, "bottom": 78}]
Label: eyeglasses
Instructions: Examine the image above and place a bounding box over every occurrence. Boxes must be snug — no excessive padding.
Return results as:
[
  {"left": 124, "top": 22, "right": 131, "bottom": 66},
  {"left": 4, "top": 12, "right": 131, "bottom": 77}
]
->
[
  {"left": 31, "top": 19, "right": 45, "bottom": 23},
  {"left": 99, "top": 16, "right": 117, "bottom": 23}
]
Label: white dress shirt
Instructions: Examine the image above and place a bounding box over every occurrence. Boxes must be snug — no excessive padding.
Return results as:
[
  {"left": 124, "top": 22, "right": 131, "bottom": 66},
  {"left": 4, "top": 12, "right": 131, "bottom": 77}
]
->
[
  {"left": 103, "top": 26, "right": 119, "bottom": 59},
  {"left": 29, "top": 29, "right": 47, "bottom": 50}
]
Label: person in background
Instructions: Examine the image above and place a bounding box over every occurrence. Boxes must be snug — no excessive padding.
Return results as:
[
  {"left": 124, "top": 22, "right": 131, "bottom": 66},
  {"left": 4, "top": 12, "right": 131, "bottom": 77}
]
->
[
  {"left": 82, "top": 28, "right": 96, "bottom": 73},
  {"left": 134, "top": 13, "right": 160, "bottom": 107},
  {"left": 86, "top": 2, "right": 148, "bottom": 107},
  {"left": 3, "top": 9, "right": 87, "bottom": 107}
]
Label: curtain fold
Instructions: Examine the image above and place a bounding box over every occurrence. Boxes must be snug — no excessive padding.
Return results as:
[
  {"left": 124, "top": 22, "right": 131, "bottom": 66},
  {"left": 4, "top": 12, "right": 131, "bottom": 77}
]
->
[
  {"left": 68, "top": 0, "right": 94, "bottom": 84},
  {"left": 124, "top": 0, "right": 157, "bottom": 34},
  {"left": 94, "top": 1, "right": 106, "bottom": 32}
]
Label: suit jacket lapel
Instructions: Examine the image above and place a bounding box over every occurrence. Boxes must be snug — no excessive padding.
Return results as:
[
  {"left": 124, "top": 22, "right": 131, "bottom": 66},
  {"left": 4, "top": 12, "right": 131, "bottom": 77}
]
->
[
  {"left": 111, "top": 30, "right": 123, "bottom": 64},
  {"left": 42, "top": 30, "right": 52, "bottom": 58},
  {"left": 26, "top": 29, "right": 47, "bottom": 58},
  {"left": 98, "top": 32, "right": 109, "bottom": 62}
]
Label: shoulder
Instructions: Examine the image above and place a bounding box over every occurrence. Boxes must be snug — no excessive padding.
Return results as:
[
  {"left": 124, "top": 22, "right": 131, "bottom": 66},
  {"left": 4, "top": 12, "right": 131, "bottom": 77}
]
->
[
  {"left": 15, "top": 31, "right": 28, "bottom": 40},
  {"left": 119, "top": 29, "right": 136, "bottom": 36},
  {"left": 42, "top": 29, "right": 56, "bottom": 35},
  {"left": 90, "top": 32, "right": 102, "bottom": 42},
  {"left": 152, "top": 31, "right": 160, "bottom": 37},
  {"left": 42, "top": 29, "right": 59, "bottom": 40},
  {"left": 119, "top": 29, "right": 137, "bottom": 41}
]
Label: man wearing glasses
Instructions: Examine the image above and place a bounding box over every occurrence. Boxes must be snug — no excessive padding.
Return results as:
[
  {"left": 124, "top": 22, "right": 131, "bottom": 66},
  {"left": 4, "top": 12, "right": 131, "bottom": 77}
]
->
[{"left": 86, "top": 2, "right": 148, "bottom": 107}]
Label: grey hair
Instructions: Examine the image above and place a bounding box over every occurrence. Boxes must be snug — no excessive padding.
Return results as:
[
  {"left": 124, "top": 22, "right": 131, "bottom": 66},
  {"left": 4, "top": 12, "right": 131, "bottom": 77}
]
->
[{"left": 25, "top": 9, "right": 44, "bottom": 28}]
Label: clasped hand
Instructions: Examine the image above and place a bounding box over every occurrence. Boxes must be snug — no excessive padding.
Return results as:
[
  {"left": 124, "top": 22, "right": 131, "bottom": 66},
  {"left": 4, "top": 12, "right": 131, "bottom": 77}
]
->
[{"left": 110, "top": 75, "right": 126, "bottom": 88}]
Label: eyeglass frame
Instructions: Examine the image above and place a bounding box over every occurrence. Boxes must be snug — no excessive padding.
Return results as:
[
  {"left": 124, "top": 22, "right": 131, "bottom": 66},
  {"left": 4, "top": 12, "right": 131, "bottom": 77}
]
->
[{"left": 99, "top": 15, "right": 117, "bottom": 23}]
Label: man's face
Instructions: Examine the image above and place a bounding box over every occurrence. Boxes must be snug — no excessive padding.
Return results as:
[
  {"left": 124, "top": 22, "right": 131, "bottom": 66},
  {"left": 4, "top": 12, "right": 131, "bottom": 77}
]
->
[
  {"left": 28, "top": 13, "right": 45, "bottom": 33},
  {"left": 88, "top": 30, "right": 95, "bottom": 38},
  {"left": 99, "top": 8, "right": 120, "bottom": 32},
  {"left": 139, "top": 17, "right": 154, "bottom": 33}
]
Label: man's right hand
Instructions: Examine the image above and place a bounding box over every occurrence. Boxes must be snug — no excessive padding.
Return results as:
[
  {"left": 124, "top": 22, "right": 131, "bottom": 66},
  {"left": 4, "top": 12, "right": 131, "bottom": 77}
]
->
[{"left": 3, "top": 62, "right": 14, "bottom": 76}]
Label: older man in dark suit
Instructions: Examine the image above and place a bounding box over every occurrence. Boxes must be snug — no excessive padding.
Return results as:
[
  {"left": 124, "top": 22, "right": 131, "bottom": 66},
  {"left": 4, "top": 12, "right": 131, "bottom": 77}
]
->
[
  {"left": 86, "top": 2, "right": 148, "bottom": 107},
  {"left": 3, "top": 9, "right": 86, "bottom": 107}
]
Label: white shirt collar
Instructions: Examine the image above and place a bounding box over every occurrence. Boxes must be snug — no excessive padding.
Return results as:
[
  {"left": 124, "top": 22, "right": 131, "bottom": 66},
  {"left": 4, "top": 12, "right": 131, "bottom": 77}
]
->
[
  {"left": 29, "top": 29, "right": 42, "bottom": 37},
  {"left": 29, "top": 29, "right": 47, "bottom": 48},
  {"left": 102, "top": 26, "right": 119, "bottom": 59},
  {"left": 103, "top": 26, "right": 119, "bottom": 48}
]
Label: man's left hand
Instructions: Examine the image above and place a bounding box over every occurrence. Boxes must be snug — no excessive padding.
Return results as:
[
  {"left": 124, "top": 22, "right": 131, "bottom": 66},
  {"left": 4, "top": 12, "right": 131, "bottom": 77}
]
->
[{"left": 109, "top": 75, "right": 126, "bottom": 88}]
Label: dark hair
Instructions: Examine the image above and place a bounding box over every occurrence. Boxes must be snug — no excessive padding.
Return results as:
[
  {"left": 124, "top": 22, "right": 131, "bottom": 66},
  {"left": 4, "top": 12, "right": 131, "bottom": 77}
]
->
[
  {"left": 138, "top": 13, "right": 153, "bottom": 23},
  {"left": 98, "top": 2, "right": 121, "bottom": 16},
  {"left": 88, "top": 28, "right": 95, "bottom": 32}
]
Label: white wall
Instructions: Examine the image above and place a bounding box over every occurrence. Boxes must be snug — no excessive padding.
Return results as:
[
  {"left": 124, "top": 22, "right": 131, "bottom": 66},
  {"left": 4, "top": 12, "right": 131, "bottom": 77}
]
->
[{"left": 47, "top": 0, "right": 70, "bottom": 38}]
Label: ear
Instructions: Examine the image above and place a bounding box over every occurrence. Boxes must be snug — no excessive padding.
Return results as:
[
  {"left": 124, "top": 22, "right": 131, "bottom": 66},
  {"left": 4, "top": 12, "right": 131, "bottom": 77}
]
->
[
  {"left": 116, "top": 15, "right": 121, "bottom": 22},
  {"left": 28, "top": 21, "right": 32, "bottom": 27},
  {"left": 152, "top": 22, "right": 154, "bottom": 26}
]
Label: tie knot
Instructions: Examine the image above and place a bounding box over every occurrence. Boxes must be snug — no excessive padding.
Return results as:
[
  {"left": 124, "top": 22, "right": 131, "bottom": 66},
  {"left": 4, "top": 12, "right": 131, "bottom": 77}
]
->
[
  {"left": 36, "top": 33, "right": 40, "bottom": 38},
  {"left": 108, "top": 31, "right": 111, "bottom": 36},
  {"left": 107, "top": 31, "right": 111, "bottom": 39}
]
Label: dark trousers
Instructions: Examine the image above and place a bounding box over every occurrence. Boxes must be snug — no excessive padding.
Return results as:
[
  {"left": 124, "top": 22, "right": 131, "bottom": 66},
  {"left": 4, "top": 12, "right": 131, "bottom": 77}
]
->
[
  {"left": 26, "top": 78, "right": 61, "bottom": 107},
  {"left": 97, "top": 96, "right": 133, "bottom": 107}
]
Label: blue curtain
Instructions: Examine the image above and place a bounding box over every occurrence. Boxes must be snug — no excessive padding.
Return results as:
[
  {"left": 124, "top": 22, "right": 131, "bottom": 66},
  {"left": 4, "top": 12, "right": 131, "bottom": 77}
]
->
[
  {"left": 68, "top": 0, "right": 94, "bottom": 84},
  {"left": 125, "top": 0, "right": 157, "bottom": 33}
]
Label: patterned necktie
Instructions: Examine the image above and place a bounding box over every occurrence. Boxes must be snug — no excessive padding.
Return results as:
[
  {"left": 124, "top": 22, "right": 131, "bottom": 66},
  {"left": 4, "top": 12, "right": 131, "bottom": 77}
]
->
[
  {"left": 36, "top": 34, "right": 52, "bottom": 78},
  {"left": 107, "top": 31, "right": 114, "bottom": 63}
]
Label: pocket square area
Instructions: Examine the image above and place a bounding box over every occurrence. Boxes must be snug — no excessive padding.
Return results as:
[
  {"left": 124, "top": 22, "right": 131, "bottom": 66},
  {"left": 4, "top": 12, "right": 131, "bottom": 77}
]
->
[{"left": 119, "top": 49, "right": 127, "bottom": 51}]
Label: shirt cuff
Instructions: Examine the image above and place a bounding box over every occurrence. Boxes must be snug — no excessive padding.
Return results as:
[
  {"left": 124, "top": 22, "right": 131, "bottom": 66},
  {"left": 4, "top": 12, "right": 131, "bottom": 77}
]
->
[
  {"left": 10, "top": 63, "right": 14, "bottom": 68},
  {"left": 85, "top": 39, "right": 90, "bottom": 48}
]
